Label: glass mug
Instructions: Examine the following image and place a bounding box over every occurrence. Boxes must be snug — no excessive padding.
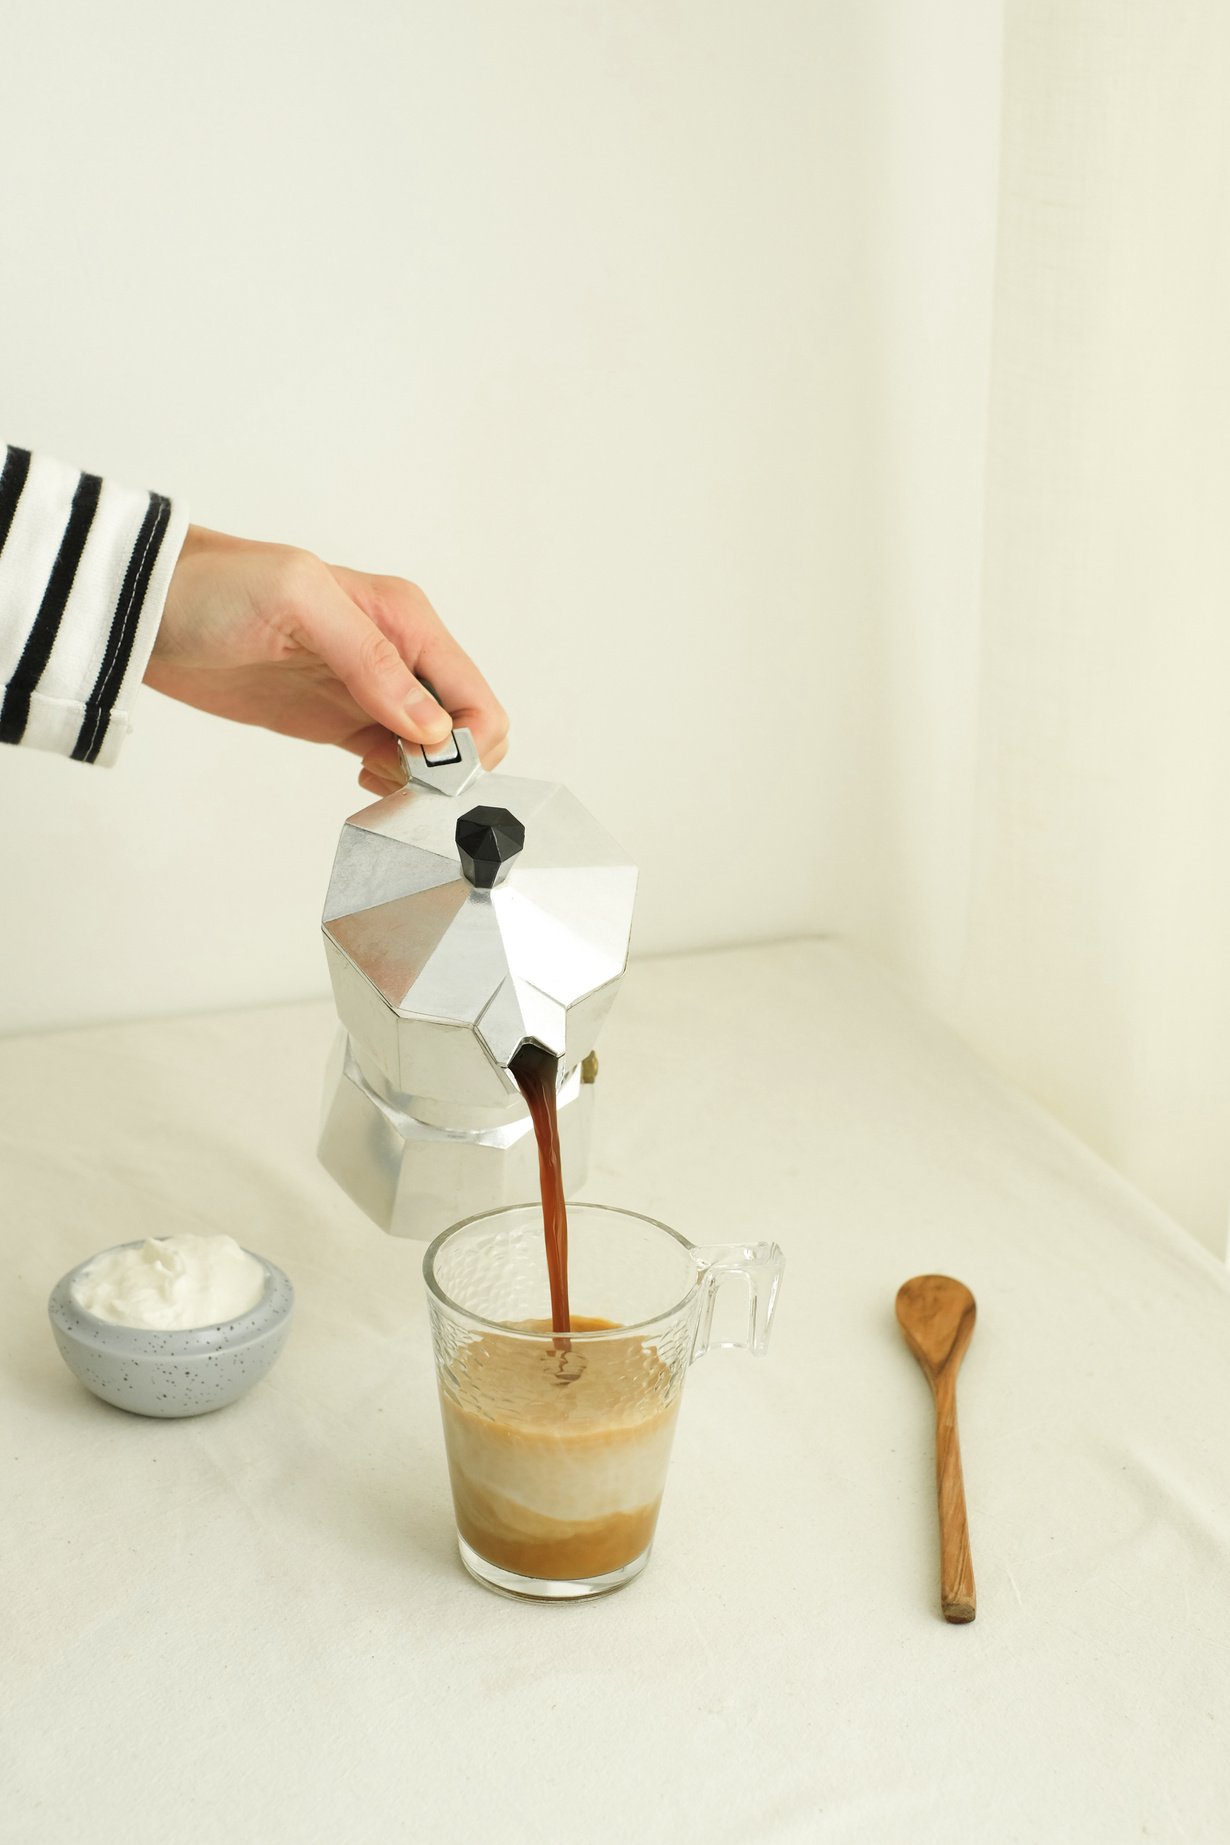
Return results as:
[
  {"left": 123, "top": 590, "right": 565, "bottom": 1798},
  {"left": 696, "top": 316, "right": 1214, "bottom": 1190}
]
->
[{"left": 423, "top": 1204, "right": 784, "bottom": 1600}]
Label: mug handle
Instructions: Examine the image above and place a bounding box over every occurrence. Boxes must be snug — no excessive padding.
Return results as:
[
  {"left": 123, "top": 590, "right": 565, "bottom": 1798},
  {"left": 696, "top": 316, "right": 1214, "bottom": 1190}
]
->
[{"left": 690, "top": 1242, "right": 784, "bottom": 1360}]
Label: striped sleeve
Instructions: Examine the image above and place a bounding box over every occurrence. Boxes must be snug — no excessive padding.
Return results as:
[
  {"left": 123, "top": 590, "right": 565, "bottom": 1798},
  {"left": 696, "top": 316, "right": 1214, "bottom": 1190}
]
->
[{"left": 0, "top": 444, "right": 189, "bottom": 766}]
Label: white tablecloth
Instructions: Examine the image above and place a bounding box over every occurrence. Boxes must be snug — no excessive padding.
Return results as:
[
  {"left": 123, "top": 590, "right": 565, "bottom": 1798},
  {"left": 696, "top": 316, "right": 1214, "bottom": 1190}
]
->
[{"left": 3, "top": 941, "right": 1228, "bottom": 1844}]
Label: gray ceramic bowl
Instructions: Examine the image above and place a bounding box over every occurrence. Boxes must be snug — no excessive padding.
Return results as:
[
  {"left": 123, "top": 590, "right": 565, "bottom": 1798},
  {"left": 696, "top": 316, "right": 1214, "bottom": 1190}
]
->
[{"left": 48, "top": 1244, "right": 294, "bottom": 1419}]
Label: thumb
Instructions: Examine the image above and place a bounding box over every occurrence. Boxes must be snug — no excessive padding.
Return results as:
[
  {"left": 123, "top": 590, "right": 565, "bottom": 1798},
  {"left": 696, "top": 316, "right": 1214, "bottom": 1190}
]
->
[{"left": 303, "top": 577, "right": 453, "bottom": 744}]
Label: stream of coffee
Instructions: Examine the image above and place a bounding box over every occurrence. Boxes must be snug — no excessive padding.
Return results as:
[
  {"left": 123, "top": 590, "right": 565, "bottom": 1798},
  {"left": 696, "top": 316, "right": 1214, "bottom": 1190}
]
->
[{"left": 510, "top": 1041, "right": 570, "bottom": 1336}]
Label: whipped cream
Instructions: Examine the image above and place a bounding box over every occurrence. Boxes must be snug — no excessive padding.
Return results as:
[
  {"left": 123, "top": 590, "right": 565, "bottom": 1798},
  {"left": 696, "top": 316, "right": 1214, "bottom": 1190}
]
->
[{"left": 73, "top": 1234, "right": 266, "bottom": 1330}]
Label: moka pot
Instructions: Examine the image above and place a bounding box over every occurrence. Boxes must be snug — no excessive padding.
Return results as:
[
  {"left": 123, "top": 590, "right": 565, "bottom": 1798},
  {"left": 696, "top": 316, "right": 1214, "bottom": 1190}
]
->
[{"left": 318, "top": 726, "right": 637, "bottom": 1240}]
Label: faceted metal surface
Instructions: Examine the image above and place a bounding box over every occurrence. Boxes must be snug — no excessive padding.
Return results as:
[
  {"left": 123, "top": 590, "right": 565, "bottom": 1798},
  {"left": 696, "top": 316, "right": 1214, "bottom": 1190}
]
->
[
  {"left": 322, "top": 729, "right": 637, "bottom": 1106},
  {"left": 319, "top": 1032, "right": 595, "bottom": 1240}
]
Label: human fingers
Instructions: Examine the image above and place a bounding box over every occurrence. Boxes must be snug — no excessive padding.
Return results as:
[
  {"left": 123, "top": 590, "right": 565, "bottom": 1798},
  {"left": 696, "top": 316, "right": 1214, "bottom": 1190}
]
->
[
  {"left": 355, "top": 726, "right": 404, "bottom": 794},
  {"left": 290, "top": 566, "right": 453, "bottom": 748},
  {"left": 358, "top": 767, "right": 399, "bottom": 798},
  {"left": 332, "top": 570, "right": 509, "bottom": 768},
  {"left": 415, "top": 632, "right": 509, "bottom": 768}
]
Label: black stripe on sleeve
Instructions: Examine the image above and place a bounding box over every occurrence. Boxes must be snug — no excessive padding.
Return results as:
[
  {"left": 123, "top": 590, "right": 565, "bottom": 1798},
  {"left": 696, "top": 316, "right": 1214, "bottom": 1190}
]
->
[
  {"left": 73, "top": 491, "right": 172, "bottom": 764},
  {"left": 0, "top": 446, "right": 32, "bottom": 559},
  {"left": 0, "top": 469, "right": 102, "bottom": 746}
]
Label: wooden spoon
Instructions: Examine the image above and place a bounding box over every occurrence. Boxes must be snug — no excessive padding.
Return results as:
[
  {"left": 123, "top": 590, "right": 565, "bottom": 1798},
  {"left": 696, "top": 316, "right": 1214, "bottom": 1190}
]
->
[{"left": 895, "top": 1275, "right": 977, "bottom": 1624}]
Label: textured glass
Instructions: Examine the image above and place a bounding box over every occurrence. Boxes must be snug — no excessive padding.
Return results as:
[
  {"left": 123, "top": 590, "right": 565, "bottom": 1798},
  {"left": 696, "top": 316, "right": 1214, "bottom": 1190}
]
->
[{"left": 423, "top": 1204, "right": 783, "bottom": 1600}]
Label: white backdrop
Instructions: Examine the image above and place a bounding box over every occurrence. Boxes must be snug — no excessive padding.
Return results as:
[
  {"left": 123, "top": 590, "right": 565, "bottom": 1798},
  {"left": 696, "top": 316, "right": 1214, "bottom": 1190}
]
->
[
  {"left": 958, "top": 1, "right": 1230, "bottom": 1253},
  {"left": 0, "top": 1, "right": 947, "bottom": 1031},
  {"left": 8, "top": 6, "right": 1225, "bottom": 1254},
  {"left": 0, "top": 1, "right": 1001, "bottom": 1034},
  {"left": 851, "top": 2, "right": 1230, "bottom": 1254}
]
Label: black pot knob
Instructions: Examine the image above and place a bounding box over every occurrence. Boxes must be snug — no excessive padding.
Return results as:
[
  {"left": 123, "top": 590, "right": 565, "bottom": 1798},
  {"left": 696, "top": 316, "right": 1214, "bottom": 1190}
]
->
[{"left": 456, "top": 806, "right": 525, "bottom": 889}]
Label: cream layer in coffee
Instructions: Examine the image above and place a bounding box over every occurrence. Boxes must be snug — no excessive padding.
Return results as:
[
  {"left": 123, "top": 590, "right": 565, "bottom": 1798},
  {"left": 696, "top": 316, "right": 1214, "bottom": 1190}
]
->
[{"left": 439, "top": 1318, "right": 681, "bottom": 1579}]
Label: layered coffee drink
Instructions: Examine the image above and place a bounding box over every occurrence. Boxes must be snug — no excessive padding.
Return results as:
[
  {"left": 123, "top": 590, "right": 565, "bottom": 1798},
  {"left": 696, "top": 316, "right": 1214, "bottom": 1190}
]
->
[
  {"left": 436, "top": 1047, "right": 680, "bottom": 1583},
  {"left": 439, "top": 1316, "right": 681, "bottom": 1580},
  {"left": 426, "top": 1199, "right": 781, "bottom": 1599}
]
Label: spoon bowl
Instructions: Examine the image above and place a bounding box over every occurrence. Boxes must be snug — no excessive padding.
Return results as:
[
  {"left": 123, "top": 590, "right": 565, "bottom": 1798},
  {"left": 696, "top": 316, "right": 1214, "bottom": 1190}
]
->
[{"left": 896, "top": 1274, "right": 976, "bottom": 1375}]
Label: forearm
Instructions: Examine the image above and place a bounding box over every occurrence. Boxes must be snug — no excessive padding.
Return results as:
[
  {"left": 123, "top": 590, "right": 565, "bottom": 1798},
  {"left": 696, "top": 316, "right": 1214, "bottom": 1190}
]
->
[{"left": 0, "top": 444, "right": 188, "bottom": 765}]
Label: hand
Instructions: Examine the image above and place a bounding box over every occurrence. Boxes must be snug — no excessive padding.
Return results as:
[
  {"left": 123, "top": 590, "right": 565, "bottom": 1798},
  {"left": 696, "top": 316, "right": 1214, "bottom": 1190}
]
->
[{"left": 147, "top": 527, "right": 508, "bottom": 794}]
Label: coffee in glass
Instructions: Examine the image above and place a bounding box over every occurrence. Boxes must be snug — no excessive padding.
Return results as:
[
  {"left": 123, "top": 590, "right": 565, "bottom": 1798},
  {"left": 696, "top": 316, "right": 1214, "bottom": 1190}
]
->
[{"left": 424, "top": 1204, "right": 783, "bottom": 1599}]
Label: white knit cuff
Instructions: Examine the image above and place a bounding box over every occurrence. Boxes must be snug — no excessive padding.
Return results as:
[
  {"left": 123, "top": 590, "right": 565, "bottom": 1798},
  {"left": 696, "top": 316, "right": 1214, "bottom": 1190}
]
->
[{"left": 0, "top": 444, "right": 189, "bottom": 766}]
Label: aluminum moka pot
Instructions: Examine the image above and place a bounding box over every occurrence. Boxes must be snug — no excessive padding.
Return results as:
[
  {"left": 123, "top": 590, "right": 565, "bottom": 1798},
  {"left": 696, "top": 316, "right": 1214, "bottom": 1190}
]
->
[{"left": 318, "top": 725, "right": 637, "bottom": 1239}]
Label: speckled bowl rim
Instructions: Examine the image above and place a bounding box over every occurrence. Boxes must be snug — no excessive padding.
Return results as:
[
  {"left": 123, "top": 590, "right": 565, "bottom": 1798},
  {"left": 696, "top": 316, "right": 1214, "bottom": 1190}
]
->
[{"left": 48, "top": 1243, "right": 294, "bottom": 1357}]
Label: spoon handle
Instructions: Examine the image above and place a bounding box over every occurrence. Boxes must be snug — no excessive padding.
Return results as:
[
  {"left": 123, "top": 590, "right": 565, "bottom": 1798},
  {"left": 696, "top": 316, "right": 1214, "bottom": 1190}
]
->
[{"left": 932, "top": 1367, "right": 976, "bottom": 1623}]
